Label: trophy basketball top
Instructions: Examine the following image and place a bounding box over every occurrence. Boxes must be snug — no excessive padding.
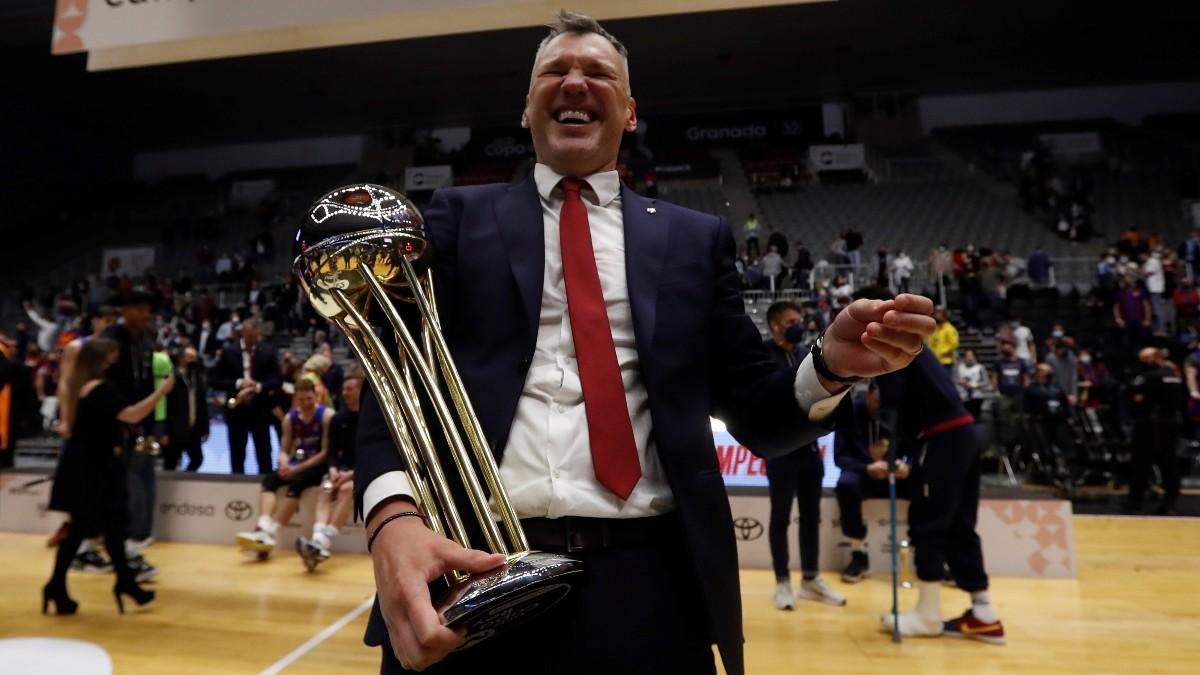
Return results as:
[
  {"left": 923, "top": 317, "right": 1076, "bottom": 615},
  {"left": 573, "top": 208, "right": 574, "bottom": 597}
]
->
[{"left": 294, "top": 183, "right": 430, "bottom": 320}]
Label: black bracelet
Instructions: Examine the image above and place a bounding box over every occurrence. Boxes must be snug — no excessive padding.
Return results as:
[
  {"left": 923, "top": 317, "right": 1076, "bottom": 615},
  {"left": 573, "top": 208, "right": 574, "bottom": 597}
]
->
[
  {"left": 367, "top": 511, "right": 427, "bottom": 552},
  {"left": 811, "top": 331, "right": 863, "bottom": 384}
]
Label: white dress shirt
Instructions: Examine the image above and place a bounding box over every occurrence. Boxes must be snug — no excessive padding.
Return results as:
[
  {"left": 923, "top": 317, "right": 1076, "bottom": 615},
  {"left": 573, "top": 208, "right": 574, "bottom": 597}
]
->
[{"left": 363, "top": 164, "right": 848, "bottom": 521}]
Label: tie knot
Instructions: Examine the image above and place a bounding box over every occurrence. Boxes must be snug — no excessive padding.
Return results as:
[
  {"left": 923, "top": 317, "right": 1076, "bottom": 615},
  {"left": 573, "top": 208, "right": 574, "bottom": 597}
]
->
[{"left": 560, "top": 177, "right": 587, "bottom": 198}]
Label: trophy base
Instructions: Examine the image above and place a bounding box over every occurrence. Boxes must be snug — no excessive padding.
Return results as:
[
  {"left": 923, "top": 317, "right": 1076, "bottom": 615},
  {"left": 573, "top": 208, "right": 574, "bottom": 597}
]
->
[{"left": 438, "top": 550, "right": 585, "bottom": 651}]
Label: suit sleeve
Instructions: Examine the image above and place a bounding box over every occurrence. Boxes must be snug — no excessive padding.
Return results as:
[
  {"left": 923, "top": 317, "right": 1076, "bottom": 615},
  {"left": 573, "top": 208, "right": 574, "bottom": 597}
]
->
[
  {"left": 197, "top": 371, "right": 211, "bottom": 436},
  {"left": 707, "top": 216, "right": 835, "bottom": 457},
  {"left": 209, "top": 349, "right": 236, "bottom": 394},
  {"left": 258, "top": 347, "right": 283, "bottom": 394}
]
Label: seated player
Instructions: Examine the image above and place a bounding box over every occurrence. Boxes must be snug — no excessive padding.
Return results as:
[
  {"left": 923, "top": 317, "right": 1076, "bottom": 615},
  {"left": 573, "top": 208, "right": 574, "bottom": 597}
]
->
[
  {"left": 235, "top": 378, "right": 332, "bottom": 558},
  {"left": 296, "top": 369, "right": 362, "bottom": 570},
  {"left": 834, "top": 381, "right": 910, "bottom": 583}
]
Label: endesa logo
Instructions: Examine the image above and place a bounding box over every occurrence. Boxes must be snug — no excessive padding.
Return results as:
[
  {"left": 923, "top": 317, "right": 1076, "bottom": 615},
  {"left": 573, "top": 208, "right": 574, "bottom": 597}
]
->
[{"left": 159, "top": 502, "right": 216, "bottom": 518}]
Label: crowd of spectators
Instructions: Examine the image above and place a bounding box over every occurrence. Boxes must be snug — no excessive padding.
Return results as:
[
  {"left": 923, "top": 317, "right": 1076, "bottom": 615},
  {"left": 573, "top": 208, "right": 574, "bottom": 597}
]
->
[{"left": 0, "top": 256, "right": 353, "bottom": 472}]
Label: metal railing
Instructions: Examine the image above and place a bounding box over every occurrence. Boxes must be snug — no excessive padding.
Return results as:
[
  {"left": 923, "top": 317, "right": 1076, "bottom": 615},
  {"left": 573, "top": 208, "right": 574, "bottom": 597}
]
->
[{"left": 741, "top": 256, "right": 1103, "bottom": 310}]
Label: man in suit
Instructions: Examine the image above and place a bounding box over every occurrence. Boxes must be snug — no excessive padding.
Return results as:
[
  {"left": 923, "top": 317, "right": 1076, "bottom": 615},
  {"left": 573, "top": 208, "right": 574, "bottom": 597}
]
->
[
  {"left": 353, "top": 12, "right": 935, "bottom": 674},
  {"left": 163, "top": 346, "right": 209, "bottom": 472},
  {"left": 194, "top": 317, "right": 222, "bottom": 369},
  {"left": 210, "top": 317, "right": 281, "bottom": 474}
]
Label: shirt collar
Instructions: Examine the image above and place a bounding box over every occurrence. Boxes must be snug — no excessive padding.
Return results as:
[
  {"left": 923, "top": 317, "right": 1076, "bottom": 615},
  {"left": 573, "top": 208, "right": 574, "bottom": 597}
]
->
[{"left": 533, "top": 163, "right": 621, "bottom": 207}]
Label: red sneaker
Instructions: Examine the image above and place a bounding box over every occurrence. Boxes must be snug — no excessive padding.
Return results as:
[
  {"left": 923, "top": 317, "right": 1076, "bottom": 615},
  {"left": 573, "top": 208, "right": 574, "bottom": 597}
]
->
[{"left": 943, "top": 609, "right": 1006, "bottom": 645}]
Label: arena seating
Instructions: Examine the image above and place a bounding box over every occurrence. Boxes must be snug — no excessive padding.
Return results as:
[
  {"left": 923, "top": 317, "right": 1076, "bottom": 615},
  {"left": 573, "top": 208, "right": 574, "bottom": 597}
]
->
[
  {"left": 754, "top": 179, "right": 1068, "bottom": 257},
  {"left": 655, "top": 178, "right": 730, "bottom": 220}
]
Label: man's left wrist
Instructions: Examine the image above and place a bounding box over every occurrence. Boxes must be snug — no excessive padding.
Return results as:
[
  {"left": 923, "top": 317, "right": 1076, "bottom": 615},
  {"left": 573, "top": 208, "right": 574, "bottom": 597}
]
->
[{"left": 811, "top": 333, "right": 863, "bottom": 386}]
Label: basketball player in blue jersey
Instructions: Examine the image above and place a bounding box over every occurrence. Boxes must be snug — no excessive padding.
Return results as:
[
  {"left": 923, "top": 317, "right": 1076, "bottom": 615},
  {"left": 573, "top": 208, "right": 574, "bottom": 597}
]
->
[{"left": 236, "top": 377, "right": 333, "bottom": 558}]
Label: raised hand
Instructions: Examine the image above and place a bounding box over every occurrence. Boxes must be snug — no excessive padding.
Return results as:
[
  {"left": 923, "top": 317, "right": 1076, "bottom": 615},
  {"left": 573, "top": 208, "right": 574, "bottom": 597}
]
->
[{"left": 822, "top": 294, "right": 935, "bottom": 381}]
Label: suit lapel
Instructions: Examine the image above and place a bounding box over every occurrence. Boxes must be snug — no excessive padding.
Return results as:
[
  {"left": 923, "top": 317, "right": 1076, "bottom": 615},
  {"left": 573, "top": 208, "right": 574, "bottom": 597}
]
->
[
  {"left": 494, "top": 176, "right": 545, "bottom": 342},
  {"left": 621, "top": 184, "right": 667, "bottom": 359}
]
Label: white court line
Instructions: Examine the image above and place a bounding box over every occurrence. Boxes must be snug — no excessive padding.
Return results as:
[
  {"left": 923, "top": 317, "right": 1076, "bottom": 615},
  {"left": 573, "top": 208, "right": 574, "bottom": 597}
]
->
[{"left": 260, "top": 595, "right": 375, "bottom": 675}]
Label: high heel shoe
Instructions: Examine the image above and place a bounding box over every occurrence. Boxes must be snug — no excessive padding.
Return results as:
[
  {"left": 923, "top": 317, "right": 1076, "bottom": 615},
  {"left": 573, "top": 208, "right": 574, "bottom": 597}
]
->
[
  {"left": 113, "top": 579, "right": 155, "bottom": 614},
  {"left": 42, "top": 583, "right": 79, "bottom": 616}
]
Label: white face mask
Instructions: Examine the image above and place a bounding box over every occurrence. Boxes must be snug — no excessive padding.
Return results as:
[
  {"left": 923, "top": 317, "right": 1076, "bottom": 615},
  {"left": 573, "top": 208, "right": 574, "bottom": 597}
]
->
[{"left": 1080, "top": 355, "right": 1092, "bottom": 364}]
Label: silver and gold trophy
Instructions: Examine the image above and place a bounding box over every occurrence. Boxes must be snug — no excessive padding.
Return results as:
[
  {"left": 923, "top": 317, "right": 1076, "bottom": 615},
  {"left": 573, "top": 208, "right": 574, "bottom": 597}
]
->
[{"left": 294, "top": 184, "right": 584, "bottom": 649}]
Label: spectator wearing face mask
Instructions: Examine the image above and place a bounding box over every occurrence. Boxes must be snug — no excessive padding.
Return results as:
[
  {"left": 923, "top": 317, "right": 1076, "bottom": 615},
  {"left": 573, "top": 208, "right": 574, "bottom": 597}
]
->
[
  {"left": 759, "top": 302, "right": 845, "bottom": 609},
  {"left": 1043, "top": 339, "right": 1080, "bottom": 406},
  {"left": 1024, "top": 363, "right": 1074, "bottom": 476},
  {"left": 991, "top": 339, "right": 1029, "bottom": 451},
  {"left": 1076, "top": 349, "right": 1110, "bottom": 408}
]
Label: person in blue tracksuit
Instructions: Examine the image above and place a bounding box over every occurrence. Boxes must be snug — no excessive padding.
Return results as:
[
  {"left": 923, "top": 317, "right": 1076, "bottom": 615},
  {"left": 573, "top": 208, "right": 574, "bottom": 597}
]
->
[
  {"left": 833, "top": 381, "right": 910, "bottom": 583},
  {"left": 854, "top": 287, "right": 1006, "bottom": 646}
]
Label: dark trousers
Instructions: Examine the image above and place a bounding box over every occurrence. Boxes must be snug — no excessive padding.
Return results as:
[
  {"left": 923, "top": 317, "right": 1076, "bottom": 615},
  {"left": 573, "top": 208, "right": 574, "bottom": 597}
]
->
[
  {"left": 908, "top": 425, "right": 989, "bottom": 592},
  {"left": 765, "top": 447, "right": 823, "bottom": 579},
  {"left": 746, "top": 235, "right": 760, "bottom": 260},
  {"left": 125, "top": 450, "right": 156, "bottom": 541},
  {"left": 227, "top": 411, "right": 273, "bottom": 475},
  {"left": 964, "top": 398, "right": 984, "bottom": 420},
  {"left": 383, "top": 524, "right": 716, "bottom": 675},
  {"left": 1129, "top": 419, "right": 1182, "bottom": 509},
  {"left": 48, "top": 509, "right": 133, "bottom": 594},
  {"left": 162, "top": 428, "right": 204, "bottom": 472},
  {"left": 836, "top": 468, "right": 906, "bottom": 540}
]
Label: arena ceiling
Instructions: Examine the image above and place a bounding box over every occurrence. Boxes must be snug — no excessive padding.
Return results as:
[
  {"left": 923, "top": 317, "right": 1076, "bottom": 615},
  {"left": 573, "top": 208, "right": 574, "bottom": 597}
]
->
[{"left": 4, "top": 0, "right": 1199, "bottom": 152}]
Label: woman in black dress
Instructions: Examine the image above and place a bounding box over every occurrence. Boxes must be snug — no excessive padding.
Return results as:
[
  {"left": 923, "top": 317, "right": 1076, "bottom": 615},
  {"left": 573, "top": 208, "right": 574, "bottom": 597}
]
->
[{"left": 44, "top": 337, "right": 174, "bottom": 615}]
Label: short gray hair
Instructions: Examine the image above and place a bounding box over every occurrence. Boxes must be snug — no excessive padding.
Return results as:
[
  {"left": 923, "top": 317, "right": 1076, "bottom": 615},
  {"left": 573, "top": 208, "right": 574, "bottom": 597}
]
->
[
  {"left": 538, "top": 10, "right": 628, "bottom": 60},
  {"left": 534, "top": 10, "right": 631, "bottom": 93}
]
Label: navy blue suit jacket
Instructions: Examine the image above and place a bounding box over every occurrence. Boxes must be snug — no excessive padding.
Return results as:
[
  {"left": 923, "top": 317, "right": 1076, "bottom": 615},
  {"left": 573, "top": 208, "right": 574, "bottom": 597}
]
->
[{"left": 355, "top": 175, "right": 835, "bottom": 675}]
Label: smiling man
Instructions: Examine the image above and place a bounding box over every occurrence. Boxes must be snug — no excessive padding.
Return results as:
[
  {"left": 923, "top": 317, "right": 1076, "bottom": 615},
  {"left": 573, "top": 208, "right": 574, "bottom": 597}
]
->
[{"left": 355, "top": 11, "right": 936, "bottom": 674}]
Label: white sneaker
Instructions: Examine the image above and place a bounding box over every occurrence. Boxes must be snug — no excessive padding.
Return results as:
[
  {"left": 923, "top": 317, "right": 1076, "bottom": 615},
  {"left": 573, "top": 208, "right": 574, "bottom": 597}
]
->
[
  {"left": 773, "top": 581, "right": 795, "bottom": 610},
  {"left": 236, "top": 529, "right": 276, "bottom": 554},
  {"left": 798, "top": 576, "right": 847, "bottom": 606},
  {"left": 129, "top": 537, "right": 155, "bottom": 552},
  {"left": 879, "top": 610, "right": 945, "bottom": 637}
]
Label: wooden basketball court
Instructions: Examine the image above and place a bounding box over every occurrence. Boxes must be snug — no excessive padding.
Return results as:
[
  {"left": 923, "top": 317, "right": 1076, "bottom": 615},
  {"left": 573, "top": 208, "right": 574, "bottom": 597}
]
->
[{"left": 1, "top": 515, "right": 1197, "bottom": 674}]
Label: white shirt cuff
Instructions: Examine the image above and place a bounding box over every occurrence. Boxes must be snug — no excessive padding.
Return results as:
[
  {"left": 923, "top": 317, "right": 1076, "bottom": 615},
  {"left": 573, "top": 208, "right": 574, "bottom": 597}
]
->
[
  {"left": 363, "top": 471, "right": 418, "bottom": 521},
  {"left": 793, "top": 353, "right": 851, "bottom": 421}
]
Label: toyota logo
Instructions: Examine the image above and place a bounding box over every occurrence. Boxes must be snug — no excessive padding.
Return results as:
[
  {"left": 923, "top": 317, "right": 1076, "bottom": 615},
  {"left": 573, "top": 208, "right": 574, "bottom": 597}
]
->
[
  {"left": 225, "top": 500, "right": 253, "bottom": 522},
  {"left": 732, "top": 517, "right": 764, "bottom": 541}
]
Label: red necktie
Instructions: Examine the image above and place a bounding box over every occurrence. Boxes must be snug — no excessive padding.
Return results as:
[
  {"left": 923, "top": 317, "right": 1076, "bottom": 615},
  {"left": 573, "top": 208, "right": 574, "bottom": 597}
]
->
[{"left": 558, "top": 177, "right": 641, "bottom": 500}]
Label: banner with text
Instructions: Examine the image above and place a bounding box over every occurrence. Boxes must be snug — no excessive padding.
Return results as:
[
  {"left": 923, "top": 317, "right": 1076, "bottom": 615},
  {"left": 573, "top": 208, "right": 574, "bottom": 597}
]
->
[
  {"left": 715, "top": 430, "right": 839, "bottom": 489},
  {"left": 0, "top": 471, "right": 366, "bottom": 553},
  {"left": 808, "top": 144, "right": 866, "bottom": 171},
  {"left": 404, "top": 165, "right": 454, "bottom": 192}
]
